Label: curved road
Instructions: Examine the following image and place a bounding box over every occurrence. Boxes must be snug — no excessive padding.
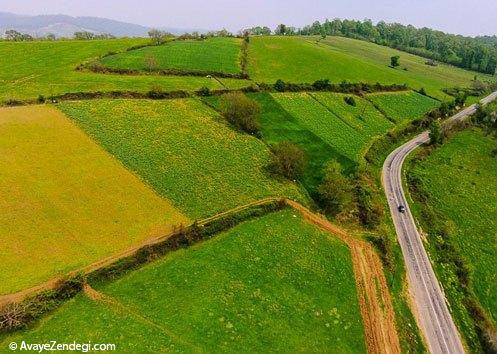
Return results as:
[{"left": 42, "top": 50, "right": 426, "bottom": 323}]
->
[{"left": 382, "top": 91, "right": 497, "bottom": 354}]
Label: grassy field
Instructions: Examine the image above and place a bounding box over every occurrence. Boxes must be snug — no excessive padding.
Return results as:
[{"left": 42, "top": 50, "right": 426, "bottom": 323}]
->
[
  {"left": 101, "top": 37, "right": 242, "bottom": 74},
  {"left": 409, "top": 129, "right": 497, "bottom": 324},
  {"left": 58, "top": 99, "right": 306, "bottom": 219},
  {"left": 0, "top": 39, "right": 248, "bottom": 101},
  {"left": 367, "top": 91, "right": 440, "bottom": 122},
  {"left": 248, "top": 36, "right": 494, "bottom": 100},
  {"left": 2, "top": 210, "right": 366, "bottom": 353},
  {"left": 0, "top": 106, "right": 188, "bottom": 295},
  {"left": 272, "top": 92, "right": 390, "bottom": 163}
]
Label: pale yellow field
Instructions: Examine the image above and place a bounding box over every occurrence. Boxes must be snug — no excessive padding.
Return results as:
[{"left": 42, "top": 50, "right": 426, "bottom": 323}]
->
[{"left": 0, "top": 106, "right": 188, "bottom": 295}]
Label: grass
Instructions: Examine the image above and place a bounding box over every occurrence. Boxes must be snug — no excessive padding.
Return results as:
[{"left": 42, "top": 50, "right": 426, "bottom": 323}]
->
[
  {"left": 3, "top": 210, "right": 366, "bottom": 353},
  {"left": 409, "top": 129, "right": 497, "bottom": 325},
  {"left": 58, "top": 99, "right": 306, "bottom": 219},
  {"left": 248, "top": 36, "right": 495, "bottom": 100},
  {"left": 0, "top": 106, "right": 188, "bottom": 295},
  {"left": 367, "top": 91, "right": 440, "bottom": 122},
  {"left": 271, "top": 92, "right": 387, "bottom": 163},
  {"left": 0, "top": 39, "right": 248, "bottom": 101},
  {"left": 101, "top": 37, "right": 242, "bottom": 74}
]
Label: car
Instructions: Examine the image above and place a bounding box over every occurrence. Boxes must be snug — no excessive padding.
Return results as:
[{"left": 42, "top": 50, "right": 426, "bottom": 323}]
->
[{"left": 398, "top": 205, "right": 406, "bottom": 213}]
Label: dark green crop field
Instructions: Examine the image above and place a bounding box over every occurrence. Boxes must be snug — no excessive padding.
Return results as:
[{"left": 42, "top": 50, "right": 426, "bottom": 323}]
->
[
  {"left": 367, "top": 91, "right": 440, "bottom": 122},
  {"left": 2, "top": 210, "right": 365, "bottom": 353},
  {"left": 101, "top": 37, "right": 242, "bottom": 74}
]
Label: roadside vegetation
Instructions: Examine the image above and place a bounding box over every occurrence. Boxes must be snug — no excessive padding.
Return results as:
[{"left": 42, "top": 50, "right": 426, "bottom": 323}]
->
[
  {"left": 0, "top": 106, "right": 188, "bottom": 295},
  {"left": 2, "top": 210, "right": 366, "bottom": 353},
  {"left": 408, "top": 128, "right": 497, "bottom": 353}
]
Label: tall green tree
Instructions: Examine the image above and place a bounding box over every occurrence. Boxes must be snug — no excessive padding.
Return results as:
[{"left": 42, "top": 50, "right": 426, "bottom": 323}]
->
[{"left": 318, "top": 161, "right": 353, "bottom": 216}]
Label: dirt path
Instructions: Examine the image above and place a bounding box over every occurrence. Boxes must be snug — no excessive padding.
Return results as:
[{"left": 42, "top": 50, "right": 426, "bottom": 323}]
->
[
  {"left": 2, "top": 197, "right": 400, "bottom": 354},
  {"left": 287, "top": 200, "right": 400, "bottom": 354},
  {"left": 0, "top": 197, "right": 281, "bottom": 307},
  {"left": 83, "top": 284, "right": 201, "bottom": 353}
]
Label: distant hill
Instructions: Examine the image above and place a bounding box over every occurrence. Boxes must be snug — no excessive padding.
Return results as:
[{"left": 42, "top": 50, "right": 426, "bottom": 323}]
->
[{"left": 0, "top": 12, "right": 198, "bottom": 38}]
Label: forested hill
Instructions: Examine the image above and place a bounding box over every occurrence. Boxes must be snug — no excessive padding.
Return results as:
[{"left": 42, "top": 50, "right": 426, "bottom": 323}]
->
[{"left": 268, "top": 19, "right": 497, "bottom": 75}]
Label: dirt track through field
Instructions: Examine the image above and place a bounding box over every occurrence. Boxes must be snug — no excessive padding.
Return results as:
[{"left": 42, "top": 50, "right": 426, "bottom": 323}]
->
[
  {"left": 2, "top": 198, "right": 400, "bottom": 354},
  {"left": 83, "top": 284, "right": 202, "bottom": 353},
  {"left": 287, "top": 200, "right": 400, "bottom": 354}
]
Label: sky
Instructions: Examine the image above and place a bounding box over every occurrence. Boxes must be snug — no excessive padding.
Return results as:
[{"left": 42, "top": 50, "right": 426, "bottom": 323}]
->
[{"left": 1, "top": 0, "right": 497, "bottom": 37}]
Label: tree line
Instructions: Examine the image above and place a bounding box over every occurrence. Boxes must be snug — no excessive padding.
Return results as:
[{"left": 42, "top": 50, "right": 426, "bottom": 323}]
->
[{"left": 247, "top": 19, "right": 497, "bottom": 75}]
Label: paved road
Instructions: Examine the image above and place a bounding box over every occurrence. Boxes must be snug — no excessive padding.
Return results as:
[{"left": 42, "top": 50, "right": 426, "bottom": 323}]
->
[{"left": 382, "top": 91, "right": 497, "bottom": 354}]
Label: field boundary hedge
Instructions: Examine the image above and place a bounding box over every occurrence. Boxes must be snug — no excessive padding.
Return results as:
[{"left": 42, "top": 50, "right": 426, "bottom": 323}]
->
[
  {"left": 1, "top": 81, "right": 411, "bottom": 107},
  {"left": 75, "top": 36, "right": 250, "bottom": 80},
  {"left": 0, "top": 197, "right": 286, "bottom": 333}
]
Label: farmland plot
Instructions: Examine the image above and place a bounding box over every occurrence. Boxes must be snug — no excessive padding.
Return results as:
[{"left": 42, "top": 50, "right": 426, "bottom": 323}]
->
[
  {"left": 367, "top": 91, "right": 439, "bottom": 122},
  {"left": 2, "top": 210, "right": 365, "bottom": 353},
  {"left": 101, "top": 37, "right": 242, "bottom": 74},
  {"left": 0, "top": 106, "right": 188, "bottom": 295},
  {"left": 59, "top": 99, "right": 306, "bottom": 219}
]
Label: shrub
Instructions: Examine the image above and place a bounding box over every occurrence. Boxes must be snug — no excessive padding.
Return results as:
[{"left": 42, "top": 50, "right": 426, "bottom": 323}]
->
[
  {"left": 312, "top": 79, "right": 332, "bottom": 91},
  {"left": 429, "top": 120, "right": 445, "bottom": 145},
  {"left": 318, "top": 161, "right": 353, "bottom": 216},
  {"left": 344, "top": 96, "right": 356, "bottom": 106},
  {"left": 220, "top": 92, "right": 261, "bottom": 135},
  {"left": 269, "top": 141, "right": 306, "bottom": 181},
  {"left": 274, "top": 79, "right": 286, "bottom": 92},
  {"left": 196, "top": 86, "right": 211, "bottom": 96},
  {"left": 491, "top": 148, "right": 497, "bottom": 158},
  {"left": 418, "top": 87, "right": 427, "bottom": 96},
  {"left": 147, "top": 86, "right": 165, "bottom": 99},
  {"left": 37, "top": 95, "right": 46, "bottom": 103}
]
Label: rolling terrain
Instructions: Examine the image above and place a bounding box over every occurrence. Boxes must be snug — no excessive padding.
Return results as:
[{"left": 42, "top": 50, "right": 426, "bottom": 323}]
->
[{"left": 2, "top": 28, "right": 497, "bottom": 354}]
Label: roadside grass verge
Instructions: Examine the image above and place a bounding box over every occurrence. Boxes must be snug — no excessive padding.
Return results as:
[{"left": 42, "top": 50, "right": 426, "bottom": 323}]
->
[
  {"left": 0, "top": 105, "right": 188, "bottom": 295},
  {"left": 407, "top": 129, "right": 497, "bottom": 352},
  {"left": 2, "top": 210, "right": 366, "bottom": 353},
  {"left": 58, "top": 98, "right": 306, "bottom": 219}
]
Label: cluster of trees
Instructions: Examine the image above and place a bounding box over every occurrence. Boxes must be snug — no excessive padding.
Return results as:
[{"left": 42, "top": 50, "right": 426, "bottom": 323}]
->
[
  {"left": 4, "top": 30, "right": 34, "bottom": 41},
  {"left": 220, "top": 93, "right": 261, "bottom": 136},
  {"left": 148, "top": 28, "right": 234, "bottom": 45},
  {"left": 242, "top": 26, "right": 271, "bottom": 36},
  {"left": 271, "top": 19, "right": 497, "bottom": 75},
  {"left": 73, "top": 31, "right": 114, "bottom": 40},
  {"left": 473, "top": 104, "right": 497, "bottom": 138}
]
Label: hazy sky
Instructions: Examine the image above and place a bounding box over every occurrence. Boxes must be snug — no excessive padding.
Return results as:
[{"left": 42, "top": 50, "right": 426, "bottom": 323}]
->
[{"left": 2, "top": 0, "right": 497, "bottom": 36}]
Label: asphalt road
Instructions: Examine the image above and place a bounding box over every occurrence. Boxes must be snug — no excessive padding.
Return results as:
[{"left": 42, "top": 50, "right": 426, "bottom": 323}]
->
[{"left": 382, "top": 91, "right": 497, "bottom": 354}]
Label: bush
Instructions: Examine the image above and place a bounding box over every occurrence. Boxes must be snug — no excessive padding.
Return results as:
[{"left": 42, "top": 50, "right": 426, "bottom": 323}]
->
[
  {"left": 37, "top": 95, "right": 46, "bottom": 103},
  {"left": 274, "top": 79, "right": 286, "bottom": 92},
  {"left": 196, "top": 86, "right": 211, "bottom": 96},
  {"left": 344, "top": 96, "right": 356, "bottom": 106},
  {"left": 418, "top": 87, "right": 427, "bottom": 96},
  {"left": 269, "top": 141, "right": 306, "bottom": 181},
  {"left": 220, "top": 92, "right": 261, "bottom": 135},
  {"left": 318, "top": 161, "right": 353, "bottom": 216},
  {"left": 492, "top": 148, "right": 497, "bottom": 158}
]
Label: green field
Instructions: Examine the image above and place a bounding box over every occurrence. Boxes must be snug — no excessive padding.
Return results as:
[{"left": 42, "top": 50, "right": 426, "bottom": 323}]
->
[
  {"left": 248, "top": 36, "right": 493, "bottom": 100},
  {"left": 409, "top": 129, "right": 497, "bottom": 323},
  {"left": 367, "top": 91, "right": 440, "bottom": 122},
  {"left": 272, "top": 92, "right": 391, "bottom": 163},
  {"left": 58, "top": 99, "right": 306, "bottom": 219},
  {"left": 2, "top": 210, "right": 365, "bottom": 353},
  {"left": 0, "top": 106, "right": 188, "bottom": 295},
  {"left": 0, "top": 39, "right": 248, "bottom": 101},
  {"left": 101, "top": 37, "right": 242, "bottom": 74}
]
